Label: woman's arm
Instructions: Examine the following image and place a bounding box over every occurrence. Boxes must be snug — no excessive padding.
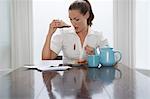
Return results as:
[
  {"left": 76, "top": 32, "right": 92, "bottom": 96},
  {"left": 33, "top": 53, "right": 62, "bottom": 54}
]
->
[
  {"left": 42, "top": 20, "right": 71, "bottom": 60},
  {"left": 42, "top": 33, "right": 57, "bottom": 60},
  {"left": 42, "top": 20, "right": 59, "bottom": 60}
]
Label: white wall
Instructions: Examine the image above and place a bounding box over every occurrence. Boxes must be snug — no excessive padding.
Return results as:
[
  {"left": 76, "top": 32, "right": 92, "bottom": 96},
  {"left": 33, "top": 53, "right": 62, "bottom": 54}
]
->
[
  {"left": 10, "top": 0, "right": 33, "bottom": 68},
  {"left": 0, "top": 0, "right": 33, "bottom": 69},
  {"left": 114, "top": 0, "right": 135, "bottom": 67},
  {"left": 114, "top": 0, "right": 150, "bottom": 69},
  {"left": 0, "top": 0, "right": 11, "bottom": 69},
  {"left": 136, "top": 0, "right": 150, "bottom": 69}
]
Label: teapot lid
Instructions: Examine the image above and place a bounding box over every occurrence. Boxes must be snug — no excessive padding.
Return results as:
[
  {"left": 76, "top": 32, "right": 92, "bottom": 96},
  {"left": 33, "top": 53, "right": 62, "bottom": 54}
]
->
[{"left": 100, "top": 45, "right": 113, "bottom": 49}]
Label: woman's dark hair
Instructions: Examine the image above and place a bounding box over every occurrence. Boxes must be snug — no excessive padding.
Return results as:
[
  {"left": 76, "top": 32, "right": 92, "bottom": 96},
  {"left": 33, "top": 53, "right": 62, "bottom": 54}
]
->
[{"left": 69, "top": 0, "right": 94, "bottom": 26}]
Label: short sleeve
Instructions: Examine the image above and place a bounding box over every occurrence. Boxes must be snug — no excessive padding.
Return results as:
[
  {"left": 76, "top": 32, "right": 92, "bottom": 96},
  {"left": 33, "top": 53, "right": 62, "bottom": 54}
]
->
[{"left": 50, "top": 32, "right": 63, "bottom": 54}]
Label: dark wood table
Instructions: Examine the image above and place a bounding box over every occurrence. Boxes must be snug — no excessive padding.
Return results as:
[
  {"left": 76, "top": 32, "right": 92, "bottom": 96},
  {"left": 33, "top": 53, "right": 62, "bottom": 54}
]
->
[{"left": 0, "top": 61, "right": 150, "bottom": 99}]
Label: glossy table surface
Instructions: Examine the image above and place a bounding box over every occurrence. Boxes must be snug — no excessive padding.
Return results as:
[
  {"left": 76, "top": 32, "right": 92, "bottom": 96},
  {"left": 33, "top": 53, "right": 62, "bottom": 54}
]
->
[{"left": 0, "top": 61, "right": 150, "bottom": 99}]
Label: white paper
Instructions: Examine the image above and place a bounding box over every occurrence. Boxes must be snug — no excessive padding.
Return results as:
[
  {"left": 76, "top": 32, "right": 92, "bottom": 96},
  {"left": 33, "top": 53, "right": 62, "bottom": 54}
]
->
[
  {"left": 24, "top": 65, "right": 72, "bottom": 71},
  {"left": 38, "top": 66, "right": 71, "bottom": 71},
  {"left": 24, "top": 65, "right": 39, "bottom": 69}
]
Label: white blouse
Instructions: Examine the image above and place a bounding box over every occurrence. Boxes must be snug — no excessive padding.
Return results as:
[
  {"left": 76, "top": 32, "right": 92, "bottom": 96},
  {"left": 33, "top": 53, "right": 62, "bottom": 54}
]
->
[{"left": 50, "top": 27, "right": 108, "bottom": 64}]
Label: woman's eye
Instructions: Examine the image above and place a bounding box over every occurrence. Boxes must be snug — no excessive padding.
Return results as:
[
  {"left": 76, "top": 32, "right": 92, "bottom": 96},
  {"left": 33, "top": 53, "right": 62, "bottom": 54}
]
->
[{"left": 76, "top": 19, "right": 79, "bottom": 21}]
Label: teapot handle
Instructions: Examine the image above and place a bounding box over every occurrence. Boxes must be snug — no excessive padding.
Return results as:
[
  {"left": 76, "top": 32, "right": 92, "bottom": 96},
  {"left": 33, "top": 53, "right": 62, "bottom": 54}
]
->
[
  {"left": 114, "top": 51, "right": 122, "bottom": 65},
  {"left": 114, "top": 68, "right": 122, "bottom": 80}
]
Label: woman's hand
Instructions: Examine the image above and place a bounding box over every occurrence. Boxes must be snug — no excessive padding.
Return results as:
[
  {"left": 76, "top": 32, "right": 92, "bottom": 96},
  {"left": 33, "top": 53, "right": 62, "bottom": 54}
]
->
[
  {"left": 85, "top": 45, "right": 95, "bottom": 55},
  {"left": 48, "top": 20, "right": 71, "bottom": 35},
  {"left": 77, "top": 59, "right": 87, "bottom": 64}
]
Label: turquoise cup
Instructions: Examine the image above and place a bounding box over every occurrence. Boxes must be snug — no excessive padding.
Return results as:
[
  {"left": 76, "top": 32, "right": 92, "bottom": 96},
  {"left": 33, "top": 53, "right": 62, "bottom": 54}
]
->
[{"left": 87, "top": 55, "right": 100, "bottom": 67}]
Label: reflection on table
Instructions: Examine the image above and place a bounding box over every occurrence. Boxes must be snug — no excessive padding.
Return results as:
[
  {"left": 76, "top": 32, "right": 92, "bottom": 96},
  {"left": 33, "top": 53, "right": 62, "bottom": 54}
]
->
[
  {"left": 42, "top": 66, "right": 122, "bottom": 99},
  {"left": 0, "top": 62, "right": 150, "bottom": 99}
]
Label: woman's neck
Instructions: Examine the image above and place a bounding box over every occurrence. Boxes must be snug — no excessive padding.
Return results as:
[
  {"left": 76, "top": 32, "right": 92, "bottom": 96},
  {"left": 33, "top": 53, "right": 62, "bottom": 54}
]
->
[
  {"left": 77, "top": 26, "right": 89, "bottom": 47},
  {"left": 77, "top": 26, "right": 88, "bottom": 38}
]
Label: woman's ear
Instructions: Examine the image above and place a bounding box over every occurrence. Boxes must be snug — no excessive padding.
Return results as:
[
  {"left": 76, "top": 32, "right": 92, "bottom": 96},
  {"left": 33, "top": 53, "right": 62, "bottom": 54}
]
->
[{"left": 84, "top": 11, "right": 90, "bottom": 19}]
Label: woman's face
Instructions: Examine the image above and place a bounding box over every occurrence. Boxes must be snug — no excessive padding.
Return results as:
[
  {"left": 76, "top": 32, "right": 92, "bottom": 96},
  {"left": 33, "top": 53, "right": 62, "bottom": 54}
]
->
[{"left": 69, "top": 10, "right": 88, "bottom": 33}]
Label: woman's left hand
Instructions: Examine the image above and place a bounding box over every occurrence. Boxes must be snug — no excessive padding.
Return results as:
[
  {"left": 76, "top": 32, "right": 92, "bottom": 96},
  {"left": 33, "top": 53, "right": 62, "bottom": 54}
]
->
[{"left": 85, "top": 45, "right": 95, "bottom": 55}]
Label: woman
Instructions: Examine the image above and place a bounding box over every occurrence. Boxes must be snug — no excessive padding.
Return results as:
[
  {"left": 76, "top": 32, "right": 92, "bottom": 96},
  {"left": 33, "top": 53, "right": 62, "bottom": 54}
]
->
[{"left": 42, "top": 0, "right": 108, "bottom": 64}]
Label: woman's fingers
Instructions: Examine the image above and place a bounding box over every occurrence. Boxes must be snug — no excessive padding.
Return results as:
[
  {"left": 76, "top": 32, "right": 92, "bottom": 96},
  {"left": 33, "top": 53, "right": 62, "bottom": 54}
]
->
[
  {"left": 50, "top": 20, "right": 70, "bottom": 28},
  {"left": 50, "top": 20, "right": 61, "bottom": 28},
  {"left": 85, "top": 45, "right": 94, "bottom": 55},
  {"left": 48, "top": 19, "right": 71, "bottom": 34}
]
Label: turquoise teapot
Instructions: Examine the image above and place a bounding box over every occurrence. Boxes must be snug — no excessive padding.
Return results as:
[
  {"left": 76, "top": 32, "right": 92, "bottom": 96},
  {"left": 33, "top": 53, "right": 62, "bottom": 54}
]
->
[{"left": 99, "top": 47, "right": 122, "bottom": 66}]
